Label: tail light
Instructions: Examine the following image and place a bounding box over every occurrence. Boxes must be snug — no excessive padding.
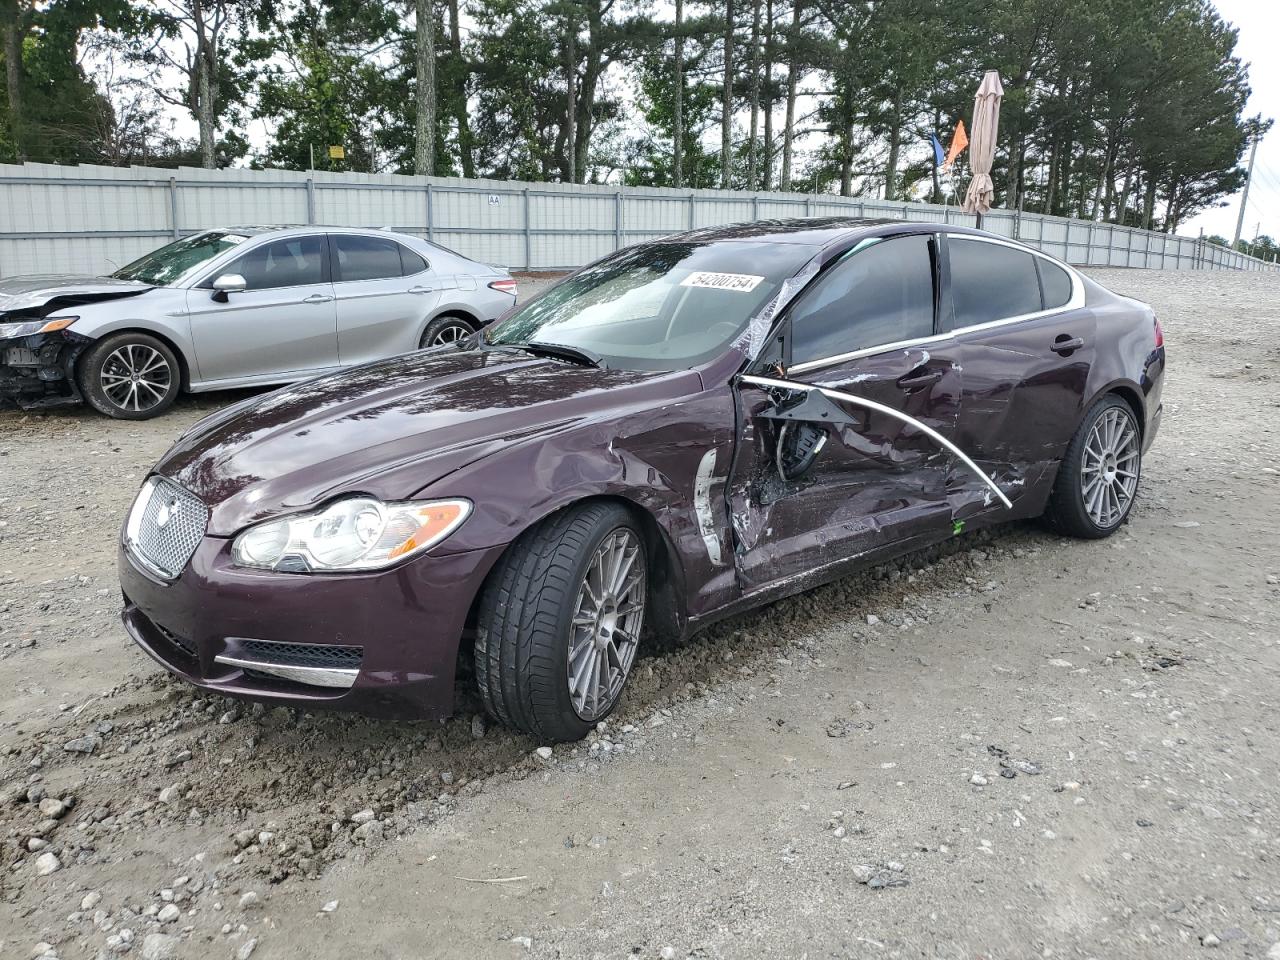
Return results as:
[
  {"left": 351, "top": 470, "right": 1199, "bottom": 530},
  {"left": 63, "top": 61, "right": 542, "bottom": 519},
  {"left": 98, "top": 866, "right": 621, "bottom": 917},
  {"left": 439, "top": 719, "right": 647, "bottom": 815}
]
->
[
  {"left": 1153, "top": 316, "right": 1164, "bottom": 347},
  {"left": 488, "top": 278, "right": 518, "bottom": 297}
]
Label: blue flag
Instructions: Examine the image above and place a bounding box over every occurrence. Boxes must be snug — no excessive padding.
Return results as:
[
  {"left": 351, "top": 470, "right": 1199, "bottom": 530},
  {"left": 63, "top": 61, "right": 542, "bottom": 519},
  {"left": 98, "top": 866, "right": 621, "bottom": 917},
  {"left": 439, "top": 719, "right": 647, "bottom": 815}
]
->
[{"left": 930, "top": 134, "right": 945, "bottom": 168}]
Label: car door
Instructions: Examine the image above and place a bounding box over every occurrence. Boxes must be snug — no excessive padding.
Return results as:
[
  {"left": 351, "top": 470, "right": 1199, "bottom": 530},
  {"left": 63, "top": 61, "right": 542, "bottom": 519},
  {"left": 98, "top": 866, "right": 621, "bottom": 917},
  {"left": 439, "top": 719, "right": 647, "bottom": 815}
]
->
[
  {"left": 186, "top": 234, "right": 338, "bottom": 383},
  {"left": 727, "top": 232, "right": 964, "bottom": 593},
  {"left": 943, "top": 235, "right": 1096, "bottom": 512},
  {"left": 330, "top": 234, "right": 443, "bottom": 365}
]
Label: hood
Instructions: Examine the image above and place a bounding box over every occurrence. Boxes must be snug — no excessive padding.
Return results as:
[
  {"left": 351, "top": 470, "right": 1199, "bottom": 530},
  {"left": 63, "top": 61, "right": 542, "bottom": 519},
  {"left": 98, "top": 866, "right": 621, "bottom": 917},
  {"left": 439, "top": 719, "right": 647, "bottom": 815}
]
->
[
  {"left": 0, "top": 275, "right": 153, "bottom": 315},
  {"left": 156, "top": 348, "right": 701, "bottom": 536}
]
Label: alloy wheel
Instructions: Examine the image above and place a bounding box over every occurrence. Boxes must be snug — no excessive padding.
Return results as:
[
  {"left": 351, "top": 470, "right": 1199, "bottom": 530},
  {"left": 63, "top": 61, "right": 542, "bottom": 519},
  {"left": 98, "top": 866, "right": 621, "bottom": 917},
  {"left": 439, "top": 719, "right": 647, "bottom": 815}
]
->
[
  {"left": 430, "top": 322, "right": 471, "bottom": 346},
  {"left": 567, "top": 528, "right": 646, "bottom": 721},
  {"left": 100, "top": 344, "right": 173, "bottom": 413},
  {"left": 1080, "top": 407, "right": 1140, "bottom": 528}
]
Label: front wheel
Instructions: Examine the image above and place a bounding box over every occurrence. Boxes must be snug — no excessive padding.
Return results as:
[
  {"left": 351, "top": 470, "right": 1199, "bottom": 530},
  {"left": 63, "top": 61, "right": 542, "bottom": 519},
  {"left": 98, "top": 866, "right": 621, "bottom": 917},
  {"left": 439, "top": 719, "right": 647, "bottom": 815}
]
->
[
  {"left": 474, "top": 502, "right": 647, "bottom": 742},
  {"left": 78, "top": 332, "right": 181, "bottom": 420},
  {"left": 1043, "top": 395, "right": 1142, "bottom": 538}
]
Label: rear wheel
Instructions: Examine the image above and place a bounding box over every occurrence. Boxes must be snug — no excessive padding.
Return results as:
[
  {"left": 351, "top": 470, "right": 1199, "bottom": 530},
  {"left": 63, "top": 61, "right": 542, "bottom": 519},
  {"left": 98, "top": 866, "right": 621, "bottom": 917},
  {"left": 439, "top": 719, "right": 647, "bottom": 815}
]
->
[
  {"left": 1043, "top": 395, "right": 1142, "bottom": 538},
  {"left": 474, "top": 502, "right": 647, "bottom": 742},
  {"left": 418, "top": 315, "right": 474, "bottom": 349},
  {"left": 78, "top": 332, "right": 180, "bottom": 420}
]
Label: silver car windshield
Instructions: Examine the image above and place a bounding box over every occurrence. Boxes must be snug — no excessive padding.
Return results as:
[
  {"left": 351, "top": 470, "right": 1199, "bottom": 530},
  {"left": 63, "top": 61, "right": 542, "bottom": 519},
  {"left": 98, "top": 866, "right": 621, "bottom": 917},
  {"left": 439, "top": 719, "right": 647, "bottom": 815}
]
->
[
  {"left": 112, "top": 231, "right": 251, "bottom": 286},
  {"left": 484, "top": 241, "right": 812, "bottom": 372}
]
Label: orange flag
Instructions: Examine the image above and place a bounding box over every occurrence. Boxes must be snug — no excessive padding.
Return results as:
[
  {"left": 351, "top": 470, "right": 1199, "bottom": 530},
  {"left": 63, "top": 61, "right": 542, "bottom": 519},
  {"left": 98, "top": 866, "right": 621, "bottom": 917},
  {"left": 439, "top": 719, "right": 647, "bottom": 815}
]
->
[{"left": 943, "top": 120, "right": 969, "bottom": 171}]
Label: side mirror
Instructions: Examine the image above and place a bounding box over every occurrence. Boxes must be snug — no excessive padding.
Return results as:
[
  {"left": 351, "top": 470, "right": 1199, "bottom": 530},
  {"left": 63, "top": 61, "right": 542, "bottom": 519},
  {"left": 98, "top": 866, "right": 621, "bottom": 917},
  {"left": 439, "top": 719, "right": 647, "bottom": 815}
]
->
[{"left": 211, "top": 273, "right": 247, "bottom": 303}]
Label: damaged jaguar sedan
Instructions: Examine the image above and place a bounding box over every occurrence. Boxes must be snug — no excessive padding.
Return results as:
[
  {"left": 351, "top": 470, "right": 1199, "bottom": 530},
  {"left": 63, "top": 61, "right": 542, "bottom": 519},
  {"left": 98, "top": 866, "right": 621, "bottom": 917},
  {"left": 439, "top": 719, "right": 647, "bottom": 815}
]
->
[{"left": 118, "top": 218, "right": 1165, "bottom": 741}]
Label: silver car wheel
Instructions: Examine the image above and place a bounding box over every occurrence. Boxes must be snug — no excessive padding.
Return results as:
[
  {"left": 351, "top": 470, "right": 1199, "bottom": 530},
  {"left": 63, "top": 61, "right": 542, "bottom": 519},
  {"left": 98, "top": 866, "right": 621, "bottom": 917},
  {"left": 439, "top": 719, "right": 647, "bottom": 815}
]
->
[
  {"left": 567, "top": 528, "right": 646, "bottom": 721},
  {"left": 100, "top": 344, "right": 173, "bottom": 413},
  {"left": 430, "top": 322, "right": 471, "bottom": 346},
  {"left": 1080, "top": 407, "right": 1140, "bottom": 528}
]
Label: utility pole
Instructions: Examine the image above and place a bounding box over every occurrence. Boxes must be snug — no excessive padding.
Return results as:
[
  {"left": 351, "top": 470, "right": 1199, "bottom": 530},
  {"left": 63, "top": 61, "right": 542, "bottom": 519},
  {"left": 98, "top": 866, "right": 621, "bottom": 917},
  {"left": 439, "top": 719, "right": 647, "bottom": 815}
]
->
[{"left": 1233, "top": 134, "right": 1258, "bottom": 247}]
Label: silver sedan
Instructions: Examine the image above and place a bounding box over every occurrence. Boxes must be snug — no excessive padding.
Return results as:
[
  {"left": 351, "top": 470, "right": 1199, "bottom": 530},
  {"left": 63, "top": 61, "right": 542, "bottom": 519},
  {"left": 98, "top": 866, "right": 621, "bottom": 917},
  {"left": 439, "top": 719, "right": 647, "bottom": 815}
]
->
[{"left": 0, "top": 226, "right": 518, "bottom": 419}]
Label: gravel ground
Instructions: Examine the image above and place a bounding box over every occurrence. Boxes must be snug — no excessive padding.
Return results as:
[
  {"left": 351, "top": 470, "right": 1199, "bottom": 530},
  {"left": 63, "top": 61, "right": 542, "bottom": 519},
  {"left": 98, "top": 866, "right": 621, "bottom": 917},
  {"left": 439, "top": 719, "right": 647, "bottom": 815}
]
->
[{"left": 1, "top": 268, "right": 1278, "bottom": 960}]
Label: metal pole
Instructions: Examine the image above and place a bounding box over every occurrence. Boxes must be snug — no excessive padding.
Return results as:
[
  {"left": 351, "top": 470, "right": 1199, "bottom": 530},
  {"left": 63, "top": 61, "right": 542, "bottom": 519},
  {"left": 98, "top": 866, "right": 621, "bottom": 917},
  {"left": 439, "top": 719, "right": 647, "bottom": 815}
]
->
[
  {"left": 426, "top": 183, "right": 434, "bottom": 241},
  {"left": 614, "top": 190, "right": 623, "bottom": 250},
  {"left": 523, "top": 187, "right": 531, "bottom": 270},
  {"left": 1233, "top": 135, "right": 1258, "bottom": 247},
  {"left": 689, "top": 193, "right": 696, "bottom": 230},
  {"left": 168, "top": 177, "right": 179, "bottom": 240},
  {"left": 305, "top": 178, "right": 316, "bottom": 225}
]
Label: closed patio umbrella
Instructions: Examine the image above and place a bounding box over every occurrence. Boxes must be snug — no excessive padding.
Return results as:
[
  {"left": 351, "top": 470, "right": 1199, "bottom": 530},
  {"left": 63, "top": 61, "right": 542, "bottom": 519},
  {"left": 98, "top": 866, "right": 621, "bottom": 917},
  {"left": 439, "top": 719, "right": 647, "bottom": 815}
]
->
[{"left": 962, "top": 70, "right": 1004, "bottom": 223}]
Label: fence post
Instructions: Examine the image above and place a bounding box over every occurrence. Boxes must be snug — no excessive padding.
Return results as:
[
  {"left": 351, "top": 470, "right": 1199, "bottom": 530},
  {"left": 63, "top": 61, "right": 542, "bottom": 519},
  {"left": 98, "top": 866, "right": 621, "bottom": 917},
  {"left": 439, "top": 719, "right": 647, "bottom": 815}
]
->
[
  {"left": 688, "top": 193, "right": 696, "bottom": 230},
  {"left": 425, "top": 182, "right": 434, "bottom": 241},
  {"left": 614, "top": 190, "right": 623, "bottom": 250},
  {"left": 168, "top": 177, "right": 180, "bottom": 240},
  {"left": 752, "top": 194, "right": 759, "bottom": 221},
  {"left": 522, "top": 188, "right": 531, "bottom": 270},
  {"left": 805, "top": 195, "right": 813, "bottom": 217},
  {"left": 1086, "top": 222, "right": 1094, "bottom": 267},
  {"left": 305, "top": 178, "right": 316, "bottom": 225}
]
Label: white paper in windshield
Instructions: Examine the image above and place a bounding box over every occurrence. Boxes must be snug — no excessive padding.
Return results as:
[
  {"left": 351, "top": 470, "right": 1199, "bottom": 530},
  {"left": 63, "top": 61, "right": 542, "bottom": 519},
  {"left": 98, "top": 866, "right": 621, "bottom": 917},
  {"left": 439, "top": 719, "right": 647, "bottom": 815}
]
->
[
  {"left": 222, "top": 234, "right": 248, "bottom": 244},
  {"left": 679, "top": 271, "right": 764, "bottom": 293}
]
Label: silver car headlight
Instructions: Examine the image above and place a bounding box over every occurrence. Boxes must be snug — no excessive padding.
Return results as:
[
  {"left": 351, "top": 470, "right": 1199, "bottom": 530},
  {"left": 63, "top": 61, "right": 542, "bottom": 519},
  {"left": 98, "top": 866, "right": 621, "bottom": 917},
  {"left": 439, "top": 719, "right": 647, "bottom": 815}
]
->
[
  {"left": 231, "top": 497, "right": 471, "bottom": 573},
  {"left": 0, "top": 315, "right": 78, "bottom": 339}
]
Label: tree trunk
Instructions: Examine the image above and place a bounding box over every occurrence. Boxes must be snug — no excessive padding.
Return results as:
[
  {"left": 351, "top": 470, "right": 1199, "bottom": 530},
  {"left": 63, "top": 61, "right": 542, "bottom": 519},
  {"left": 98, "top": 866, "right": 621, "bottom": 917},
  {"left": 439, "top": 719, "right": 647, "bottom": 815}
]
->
[
  {"left": 673, "top": 0, "right": 684, "bottom": 188},
  {"left": 572, "top": 1, "right": 604, "bottom": 184},
  {"left": 761, "top": 0, "right": 773, "bottom": 190},
  {"left": 448, "top": 0, "right": 474, "bottom": 178},
  {"left": 414, "top": 0, "right": 436, "bottom": 175},
  {"left": 2, "top": 5, "right": 22, "bottom": 162},
  {"left": 780, "top": 0, "right": 800, "bottom": 191},
  {"left": 839, "top": 114, "right": 854, "bottom": 197},
  {"left": 565, "top": 4, "right": 576, "bottom": 183},
  {"left": 192, "top": 0, "right": 216, "bottom": 168},
  {"left": 720, "top": 0, "right": 734, "bottom": 189},
  {"left": 747, "top": 0, "right": 760, "bottom": 189},
  {"left": 883, "top": 87, "right": 902, "bottom": 201},
  {"left": 1141, "top": 177, "right": 1157, "bottom": 231}
]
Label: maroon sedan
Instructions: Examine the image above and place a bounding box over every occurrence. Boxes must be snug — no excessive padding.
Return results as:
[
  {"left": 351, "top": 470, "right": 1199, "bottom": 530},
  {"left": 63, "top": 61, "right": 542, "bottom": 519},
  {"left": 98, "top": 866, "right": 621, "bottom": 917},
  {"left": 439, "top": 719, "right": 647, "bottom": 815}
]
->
[{"left": 119, "top": 219, "right": 1164, "bottom": 741}]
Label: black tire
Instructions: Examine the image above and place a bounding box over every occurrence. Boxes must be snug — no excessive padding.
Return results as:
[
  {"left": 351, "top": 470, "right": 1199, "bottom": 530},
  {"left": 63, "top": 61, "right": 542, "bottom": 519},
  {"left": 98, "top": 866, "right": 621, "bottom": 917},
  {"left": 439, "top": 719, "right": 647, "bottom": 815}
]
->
[
  {"left": 474, "top": 502, "right": 647, "bottom": 742},
  {"left": 78, "top": 332, "right": 181, "bottom": 420},
  {"left": 1043, "top": 394, "right": 1142, "bottom": 539},
  {"left": 418, "top": 315, "right": 475, "bottom": 350}
]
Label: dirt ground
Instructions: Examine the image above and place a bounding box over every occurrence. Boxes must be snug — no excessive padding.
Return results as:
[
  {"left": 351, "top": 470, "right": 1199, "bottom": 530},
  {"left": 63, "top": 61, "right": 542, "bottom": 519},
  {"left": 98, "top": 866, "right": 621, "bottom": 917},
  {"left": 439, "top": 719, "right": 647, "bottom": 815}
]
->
[{"left": 1, "top": 268, "right": 1278, "bottom": 960}]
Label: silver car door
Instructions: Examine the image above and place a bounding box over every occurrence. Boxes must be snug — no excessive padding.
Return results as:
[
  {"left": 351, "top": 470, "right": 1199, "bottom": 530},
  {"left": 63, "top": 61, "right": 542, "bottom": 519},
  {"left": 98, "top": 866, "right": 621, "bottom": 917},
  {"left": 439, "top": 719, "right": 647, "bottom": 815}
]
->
[
  {"left": 331, "top": 234, "right": 443, "bottom": 365},
  {"left": 186, "top": 235, "right": 338, "bottom": 383}
]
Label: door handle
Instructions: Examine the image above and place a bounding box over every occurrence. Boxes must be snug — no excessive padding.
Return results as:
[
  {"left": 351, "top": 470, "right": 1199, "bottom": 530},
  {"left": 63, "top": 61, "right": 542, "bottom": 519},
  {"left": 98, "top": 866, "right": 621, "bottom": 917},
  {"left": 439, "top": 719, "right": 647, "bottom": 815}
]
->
[
  {"left": 302, "top": 293, "right": 333, "bottom": 304},
  {"left": 896, "top": 367, "right": 944, "bottom": 389},
  {"left": 408, "top": 285, "right": 435, "bottom": 294},
  {"left": 1052, "top": 335, "right": 1085, "bottom": 355}
]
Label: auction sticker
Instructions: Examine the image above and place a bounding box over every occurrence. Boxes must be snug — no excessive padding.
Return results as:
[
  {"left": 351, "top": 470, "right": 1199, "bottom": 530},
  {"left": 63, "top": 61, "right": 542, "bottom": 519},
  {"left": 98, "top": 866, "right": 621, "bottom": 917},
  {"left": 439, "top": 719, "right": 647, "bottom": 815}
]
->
[{"left": 679, "top": 271, "right": 764, "bottom": 293}]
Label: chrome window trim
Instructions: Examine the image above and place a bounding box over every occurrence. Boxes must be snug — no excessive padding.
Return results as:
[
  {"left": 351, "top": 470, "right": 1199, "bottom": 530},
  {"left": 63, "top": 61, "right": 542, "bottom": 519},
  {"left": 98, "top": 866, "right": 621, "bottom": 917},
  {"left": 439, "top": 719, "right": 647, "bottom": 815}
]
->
[{"left": 787, "top": 233, "right": 1085, "bottom": 376}]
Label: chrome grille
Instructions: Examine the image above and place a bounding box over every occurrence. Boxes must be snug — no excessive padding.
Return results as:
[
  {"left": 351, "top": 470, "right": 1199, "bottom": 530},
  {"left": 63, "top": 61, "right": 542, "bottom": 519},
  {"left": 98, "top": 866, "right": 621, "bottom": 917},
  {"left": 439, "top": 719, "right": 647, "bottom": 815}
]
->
[{"left": 125, "top": 477, "right": 208, "bottom": 579}]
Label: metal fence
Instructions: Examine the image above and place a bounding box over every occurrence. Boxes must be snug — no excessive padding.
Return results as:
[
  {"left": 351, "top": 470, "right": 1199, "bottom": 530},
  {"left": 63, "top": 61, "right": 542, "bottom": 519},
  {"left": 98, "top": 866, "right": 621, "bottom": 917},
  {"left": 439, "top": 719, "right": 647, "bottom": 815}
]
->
[{"left": 0, "top": 161, "right": 1275, "bottom": 277}]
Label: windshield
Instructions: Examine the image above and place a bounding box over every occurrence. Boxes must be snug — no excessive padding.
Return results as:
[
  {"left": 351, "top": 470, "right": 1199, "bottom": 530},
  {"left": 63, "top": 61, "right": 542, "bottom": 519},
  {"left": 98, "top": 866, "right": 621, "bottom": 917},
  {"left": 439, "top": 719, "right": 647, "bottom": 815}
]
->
[
  {"left": 484, "top": 240, "right": 814, "bottom": 371},
  {"left": 112, "top": 231, "right": 250, "bottom": 286}
]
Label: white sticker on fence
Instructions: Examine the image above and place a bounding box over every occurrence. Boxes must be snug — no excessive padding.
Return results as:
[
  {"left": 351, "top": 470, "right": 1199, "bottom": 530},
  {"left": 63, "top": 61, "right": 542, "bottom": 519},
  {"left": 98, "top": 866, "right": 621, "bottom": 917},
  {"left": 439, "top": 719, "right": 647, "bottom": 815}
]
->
[{"left": 679, "top": 271, "right": 765, "bottom": 293}]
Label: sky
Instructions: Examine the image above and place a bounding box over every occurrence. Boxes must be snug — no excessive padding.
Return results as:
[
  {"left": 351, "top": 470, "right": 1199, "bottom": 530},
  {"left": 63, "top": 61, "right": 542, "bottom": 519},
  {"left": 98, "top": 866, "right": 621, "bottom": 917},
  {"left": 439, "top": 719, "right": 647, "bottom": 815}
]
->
[{"left": 1185, "top": 0, "right": 1280, "bottom": 243}]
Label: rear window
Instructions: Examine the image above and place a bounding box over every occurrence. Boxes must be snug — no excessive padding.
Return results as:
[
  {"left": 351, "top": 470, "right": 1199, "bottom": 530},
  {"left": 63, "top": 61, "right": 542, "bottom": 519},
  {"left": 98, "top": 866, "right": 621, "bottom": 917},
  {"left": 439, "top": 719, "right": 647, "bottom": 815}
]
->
[
  {"left": 1038, "top": 259, "right": 1073, "bottom": 309},
  {"left": 333, "top": 235, "right": 407, "bottom": 282},
  {"left": 949, "top": 237, "right": 1042, "bottom": 328}
]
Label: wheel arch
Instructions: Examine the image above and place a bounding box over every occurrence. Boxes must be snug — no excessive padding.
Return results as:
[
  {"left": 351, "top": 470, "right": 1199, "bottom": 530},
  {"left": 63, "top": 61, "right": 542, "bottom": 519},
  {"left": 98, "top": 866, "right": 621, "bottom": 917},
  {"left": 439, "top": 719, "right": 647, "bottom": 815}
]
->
[
  {"left": 77, "top": 326, "right": 194, "bottom": 391},
  {"left": 461, "top": 492, "right": 689, "bottom": 653},
  {"left": 1083, "top": 379, "right": 1145, "bottom": 440}
]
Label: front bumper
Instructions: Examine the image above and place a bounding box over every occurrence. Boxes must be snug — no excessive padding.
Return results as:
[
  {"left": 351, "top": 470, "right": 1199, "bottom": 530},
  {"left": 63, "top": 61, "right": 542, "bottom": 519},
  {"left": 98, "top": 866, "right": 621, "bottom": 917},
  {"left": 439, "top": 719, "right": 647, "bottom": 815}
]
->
[{"left": 118, "top": 534, "right": 505, "bottom": 720}]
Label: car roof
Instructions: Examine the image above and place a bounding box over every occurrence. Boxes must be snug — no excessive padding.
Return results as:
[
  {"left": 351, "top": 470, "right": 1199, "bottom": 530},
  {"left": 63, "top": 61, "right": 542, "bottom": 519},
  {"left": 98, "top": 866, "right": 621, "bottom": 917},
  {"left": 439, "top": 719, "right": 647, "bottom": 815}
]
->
[
  {"left": 204, "top": 225, "right": 427, "bottom": 242},
  {"left": 662, "top": 217, "right": 899, "bottom": 247}
]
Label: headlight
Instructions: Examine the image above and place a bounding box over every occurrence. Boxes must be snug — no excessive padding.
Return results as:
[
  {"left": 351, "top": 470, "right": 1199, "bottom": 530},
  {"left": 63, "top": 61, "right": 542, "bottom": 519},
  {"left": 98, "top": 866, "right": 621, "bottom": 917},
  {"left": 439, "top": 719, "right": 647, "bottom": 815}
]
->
[
  {"left": 231, "top": 497, "right": 471, "bottom": 573},
  {"left": 0, "top": 315, "right": 78, "bottom": 339}
]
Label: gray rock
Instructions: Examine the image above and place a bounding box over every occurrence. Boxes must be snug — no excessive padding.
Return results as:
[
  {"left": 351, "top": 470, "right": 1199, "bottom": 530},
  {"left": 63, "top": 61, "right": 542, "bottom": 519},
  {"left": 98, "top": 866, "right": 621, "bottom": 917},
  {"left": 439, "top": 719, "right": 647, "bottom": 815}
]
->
[
  {"left": 81, "top": 891, "right": 102, "bottom": 911},
  {"left": 238, "top": 891, "right": 261, "bottom": 911},
  {"left": 140, "top": 934, "right": 177, "bottom": 960},
  {"left": 236, "top": 938, "right": 258, "bottom": 960},
  {"left": 63, "top": 735, "right": 100, "bottom": 754},
  {"left": 535, "top": 746, "right": 553, "bottom": 760},
  {"left": 156, "top": 904, "right": 180, "bottom": 924},
  {"left": 158, "top": 786, "right": 181, "bottom": 805},
  {"left": 1201, "top": 933, "right": 1221, "bottom": 947},
  {"left": 350, "top": 809, "right": 376, "bottom": 825},
  {"left": 38, "top": 797, "right": 67, "bottom": 818},
  {"left": 353, "top": 820, "right": 384, "bottom": 843},
  {"left": 470, "top": 714, "right": 486, "bottom": 739}
]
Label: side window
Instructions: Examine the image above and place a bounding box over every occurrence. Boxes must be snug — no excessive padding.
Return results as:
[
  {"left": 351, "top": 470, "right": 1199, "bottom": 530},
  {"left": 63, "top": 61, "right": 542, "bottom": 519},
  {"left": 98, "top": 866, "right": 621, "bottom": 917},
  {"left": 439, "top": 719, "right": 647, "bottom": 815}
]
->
[
  {"left": 333, "top": 235, "right": 406, "bottom": 282},
  {"left": 788, "top": 235, "right": 935, "bottom": 365},
  {"left": 1037, "top": 259, "right": 1073, "bottom": 310},
  {"left": 949, "top": 238, "right": 1043, "bottom": 327},
  {"left": 227, "top": 236, "right": 325, "bottom": 290},
  {"left": 400, "top": 245, "right": 428, "bottom": 276}
]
